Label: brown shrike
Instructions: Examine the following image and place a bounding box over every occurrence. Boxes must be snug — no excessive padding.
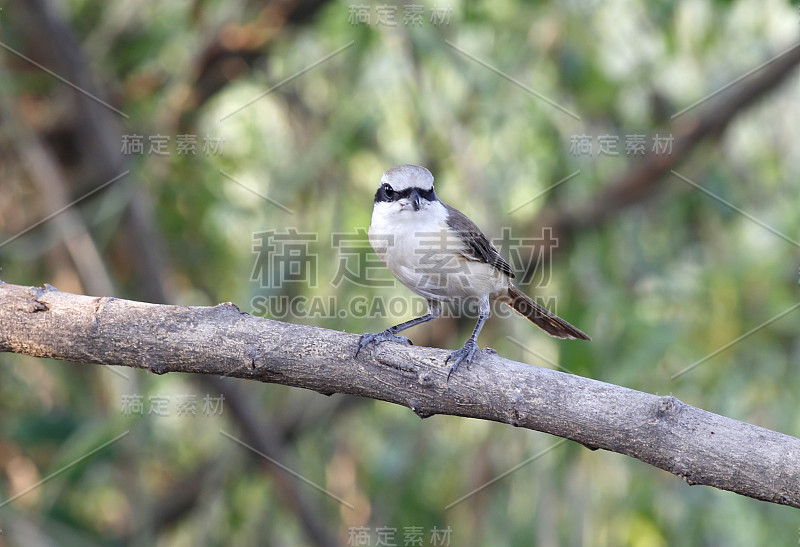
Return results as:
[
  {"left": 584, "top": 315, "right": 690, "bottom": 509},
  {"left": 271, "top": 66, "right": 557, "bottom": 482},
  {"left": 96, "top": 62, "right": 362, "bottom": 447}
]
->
[{"left": 355, "top": 164, "right": 590, "bottom": 378}]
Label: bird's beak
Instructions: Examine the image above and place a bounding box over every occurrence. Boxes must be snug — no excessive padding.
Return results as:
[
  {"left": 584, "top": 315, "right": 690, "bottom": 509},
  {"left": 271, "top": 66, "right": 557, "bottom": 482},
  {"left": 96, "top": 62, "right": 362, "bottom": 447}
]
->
[{"left": 409, "top": 188, "right": 421, "bottom": 211}]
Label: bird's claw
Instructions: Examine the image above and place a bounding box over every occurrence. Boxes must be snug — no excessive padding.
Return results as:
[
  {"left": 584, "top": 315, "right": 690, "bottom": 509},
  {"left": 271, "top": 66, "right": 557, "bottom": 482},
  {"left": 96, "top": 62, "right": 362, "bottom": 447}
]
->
[
  {"left": 445, "top": 339, "right": 479, "bottom": 380},
  {"left": 355, "top": 331, "right": 412, "bottom": 358}
]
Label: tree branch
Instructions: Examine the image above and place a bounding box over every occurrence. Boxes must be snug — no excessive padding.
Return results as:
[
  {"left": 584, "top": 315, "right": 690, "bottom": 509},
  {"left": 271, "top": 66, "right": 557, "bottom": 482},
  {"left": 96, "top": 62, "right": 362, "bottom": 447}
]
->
[
  {"left": 526, "top": 40, "right": 800, "bottom": 274},
  {"left": 2, "top": 282, "right": 799, "bottom": 509}
]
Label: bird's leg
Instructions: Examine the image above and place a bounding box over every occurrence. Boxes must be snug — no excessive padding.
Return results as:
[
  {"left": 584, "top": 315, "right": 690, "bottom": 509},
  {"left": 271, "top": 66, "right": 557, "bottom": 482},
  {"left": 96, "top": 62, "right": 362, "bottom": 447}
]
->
[
  {"left": 446, "top": 296, "right": 490, "bottom": 379},
  {"left": 355, "top": 300, "right": 441, "bottom": 357}
]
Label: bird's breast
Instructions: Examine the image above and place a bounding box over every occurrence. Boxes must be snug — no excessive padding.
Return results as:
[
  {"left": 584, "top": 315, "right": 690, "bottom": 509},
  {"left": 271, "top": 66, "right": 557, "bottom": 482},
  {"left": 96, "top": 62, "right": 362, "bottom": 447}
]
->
[{"left": 368, "top": 205, "right": 508, "bottom": 300}]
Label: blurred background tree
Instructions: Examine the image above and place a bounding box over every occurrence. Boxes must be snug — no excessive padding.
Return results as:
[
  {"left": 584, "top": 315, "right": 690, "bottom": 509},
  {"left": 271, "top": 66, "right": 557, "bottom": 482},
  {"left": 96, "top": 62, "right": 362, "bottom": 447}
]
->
[{"left": 1, "top": 0, "right": 799, "bottom": 545}]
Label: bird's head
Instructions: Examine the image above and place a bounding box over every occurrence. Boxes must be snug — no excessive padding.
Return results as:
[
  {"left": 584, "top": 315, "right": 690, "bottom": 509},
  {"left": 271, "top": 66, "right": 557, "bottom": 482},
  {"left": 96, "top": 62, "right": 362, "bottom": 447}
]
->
[{"left": 374, "top": 164, "right": 438, "bottom": 214}]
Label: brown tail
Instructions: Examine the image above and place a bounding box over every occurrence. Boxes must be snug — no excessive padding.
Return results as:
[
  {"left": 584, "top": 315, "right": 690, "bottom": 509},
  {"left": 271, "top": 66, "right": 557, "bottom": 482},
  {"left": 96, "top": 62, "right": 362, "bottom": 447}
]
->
[{"left": 503, "top": 284, "right": 591, "bottom": 341}]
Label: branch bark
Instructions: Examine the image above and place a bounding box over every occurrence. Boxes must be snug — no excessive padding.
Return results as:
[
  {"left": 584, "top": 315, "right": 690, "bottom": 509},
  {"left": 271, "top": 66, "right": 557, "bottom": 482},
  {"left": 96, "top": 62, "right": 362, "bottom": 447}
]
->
[{"left": 1, "top": 282, "right": 799, "bottom": 509}]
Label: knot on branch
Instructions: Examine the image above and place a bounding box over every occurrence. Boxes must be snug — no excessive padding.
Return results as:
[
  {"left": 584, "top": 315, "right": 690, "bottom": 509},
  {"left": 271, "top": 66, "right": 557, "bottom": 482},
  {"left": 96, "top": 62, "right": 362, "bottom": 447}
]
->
[
  {"left": 215, "top": 301, "right": 246, "bottom": 316},
  {"left": 374, "top": 350, "right": 435, "bottom": 387},
  {"left": 26, "top": 299, "right": 49, "bottom": 313},
  {"left": 147, "top": 358, "right": 170, "bottom": 375},
  {"left": 409, "top": 399, "right": 434, "bottom": 419},
  {"left": 656, "top": 395, "right": 683, "bottom": 418}
]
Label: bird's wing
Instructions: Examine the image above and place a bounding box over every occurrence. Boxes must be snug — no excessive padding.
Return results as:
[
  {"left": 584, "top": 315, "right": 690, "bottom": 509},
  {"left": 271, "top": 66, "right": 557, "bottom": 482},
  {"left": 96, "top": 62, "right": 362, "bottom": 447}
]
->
[{"left": 444, "top": 204, "right": 515, "bottom": 279}]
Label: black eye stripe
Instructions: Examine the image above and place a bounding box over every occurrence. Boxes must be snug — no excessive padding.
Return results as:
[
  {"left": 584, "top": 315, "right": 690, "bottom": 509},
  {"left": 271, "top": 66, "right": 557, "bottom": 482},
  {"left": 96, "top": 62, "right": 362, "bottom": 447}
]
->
[
  {"left": 396, "top": 188, "right": 435, "bottom": 199},
  {"left": 374, "top": 185, "right": 437, "bottom": 204},
  {"left": 418, "top": 188, "right": 436, "bottom": 201}
]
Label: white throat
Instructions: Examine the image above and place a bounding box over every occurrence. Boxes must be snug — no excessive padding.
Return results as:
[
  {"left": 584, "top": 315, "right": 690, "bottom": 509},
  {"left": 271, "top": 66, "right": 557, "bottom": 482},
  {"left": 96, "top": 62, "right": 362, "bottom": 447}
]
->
[{"left": 369, "top": 198, "right": 448, "bottom": 235}]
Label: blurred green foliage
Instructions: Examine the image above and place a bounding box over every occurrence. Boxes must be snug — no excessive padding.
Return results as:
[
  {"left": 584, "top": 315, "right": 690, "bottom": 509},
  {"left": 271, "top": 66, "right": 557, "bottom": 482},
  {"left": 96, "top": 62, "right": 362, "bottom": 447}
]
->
[{"left": 1, "top": 0, "right": 799, "bottom": 545}]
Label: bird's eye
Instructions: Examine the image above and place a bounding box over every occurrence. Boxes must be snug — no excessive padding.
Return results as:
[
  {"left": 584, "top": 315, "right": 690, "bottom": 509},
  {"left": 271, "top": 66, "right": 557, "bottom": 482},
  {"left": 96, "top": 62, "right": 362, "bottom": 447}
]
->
[{"left": 383, "top": 184, "right": 394, "bottom": 197}]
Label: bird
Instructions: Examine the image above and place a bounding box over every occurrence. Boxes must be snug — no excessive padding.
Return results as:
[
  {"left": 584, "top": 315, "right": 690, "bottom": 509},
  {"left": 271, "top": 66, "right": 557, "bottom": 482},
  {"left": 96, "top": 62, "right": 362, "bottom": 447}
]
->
[{"left": 355, "top": 164, "right": 590, "bottom": 378}]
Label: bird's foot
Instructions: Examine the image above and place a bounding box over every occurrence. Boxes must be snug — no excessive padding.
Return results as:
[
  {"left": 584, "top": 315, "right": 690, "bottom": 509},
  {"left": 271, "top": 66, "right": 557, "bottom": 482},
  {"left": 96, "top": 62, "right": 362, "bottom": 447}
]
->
[
  {"left": 445, "top": 338, "right": 479, "bottom": 380},
  {"left": 355, "top": 331, "right": 412, "bottom": 358}
]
